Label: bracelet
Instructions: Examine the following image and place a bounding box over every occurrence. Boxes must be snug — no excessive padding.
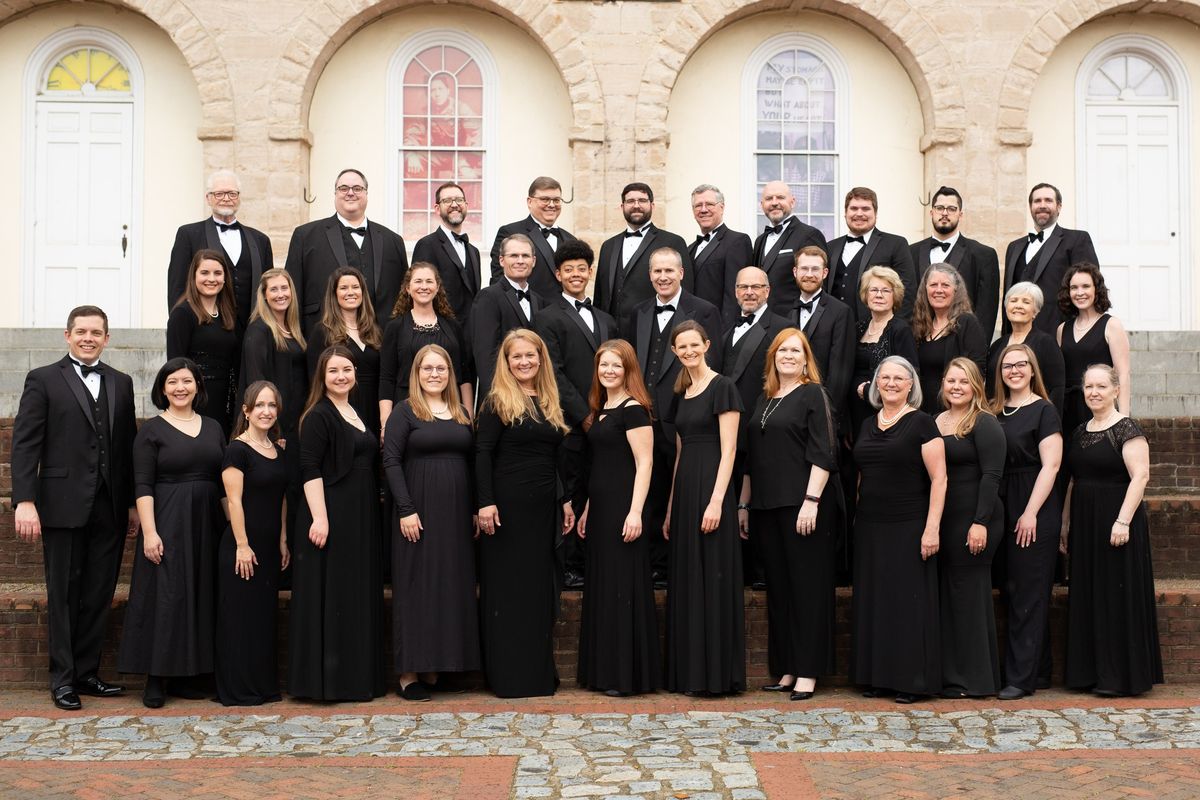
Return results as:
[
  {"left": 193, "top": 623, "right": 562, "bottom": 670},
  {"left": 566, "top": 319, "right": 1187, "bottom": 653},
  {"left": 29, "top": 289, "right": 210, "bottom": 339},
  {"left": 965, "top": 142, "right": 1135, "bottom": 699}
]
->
[
  {"left": 804, "top": 494, "right": 821, "bottom": 504},
  {"left": 737, "top": 503, "right": 750, "bottom": 511},
  {"left": 1115, "top": 519, "right": 1130, "bottom": 528}
]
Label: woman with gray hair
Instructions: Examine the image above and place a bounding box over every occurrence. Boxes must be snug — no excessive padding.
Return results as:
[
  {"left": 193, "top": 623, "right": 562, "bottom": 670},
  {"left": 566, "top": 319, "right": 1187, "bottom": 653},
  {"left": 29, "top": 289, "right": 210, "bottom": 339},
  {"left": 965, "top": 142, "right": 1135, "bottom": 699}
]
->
[
  {"left": 911, "top": 264, "right": 987, "bottom": 414},
  {"left": 850, "top": 355, "right": 947, "bottom": 703},
  {"left": 986, "top": 282, "right": 1064, "bottom": 412}
]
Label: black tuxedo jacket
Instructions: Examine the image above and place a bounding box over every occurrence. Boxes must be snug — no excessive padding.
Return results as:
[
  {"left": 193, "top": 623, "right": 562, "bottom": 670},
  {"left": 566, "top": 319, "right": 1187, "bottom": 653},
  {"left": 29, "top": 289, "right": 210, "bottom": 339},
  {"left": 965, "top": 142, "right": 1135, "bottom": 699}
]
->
[
  {"left": 721, "top": 311, "right": 792, "bottom": 415},
  {"left": 910, "top": 235, "right": 1001, "bottom": 337},
  {"left": 826, "top": 229, "right": 916, "bottom": 322},
  {"left": 489, "top": 217, "right": 577, "bottom": 300},
  {"left": 10, "top": 356, "right": 137, "bottom": 529},
  {"left": 412, "top": 228, "right": 481, "bottom": 323},
  {"left": 786, "top": 292, "right": 855, "bottom": 418},
  {"left": 1003, "top": 226, "right": 1099, "bottom": 335},
  {"left": 167, "top": 218, "right": 273, "bottom": 312},
  {"left": 623, "top": 291, "right": 722, "bottom": 427},
  {"left": 595, "top": 224, "right": 693, "bottom": 330},
  {"left": 533, "top": 296, "right": 616, "bottom": 427},
  {"left": 284, "top": 215, "right": 408, "bottom": 331},
  {"left": 469, "top": 279, "right": 546, "bottom": 400},
  {"left": 751, "top": 217, "right": 828, "bottom": 314},
  {"left": 689, "top": 224, "right": 753, "bottom": 327}
]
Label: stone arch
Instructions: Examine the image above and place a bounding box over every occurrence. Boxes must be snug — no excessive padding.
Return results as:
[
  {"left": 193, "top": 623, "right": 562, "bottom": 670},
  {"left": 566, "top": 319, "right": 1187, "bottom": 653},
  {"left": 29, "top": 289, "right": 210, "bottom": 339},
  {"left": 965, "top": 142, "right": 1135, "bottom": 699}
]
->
[{"left": 0, "top": 0, "right": 234, "bottom": 133}]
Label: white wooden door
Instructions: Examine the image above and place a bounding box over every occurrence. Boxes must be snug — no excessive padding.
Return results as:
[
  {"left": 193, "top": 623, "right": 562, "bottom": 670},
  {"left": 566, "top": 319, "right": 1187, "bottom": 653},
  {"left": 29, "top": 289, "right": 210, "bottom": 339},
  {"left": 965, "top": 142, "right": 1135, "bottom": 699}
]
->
[
  {"left": 1085, "top": 104, "right": 1181, "bottom": 330},
  {"left": 32, "top": 101, "right": 134, "bottom": 327}
]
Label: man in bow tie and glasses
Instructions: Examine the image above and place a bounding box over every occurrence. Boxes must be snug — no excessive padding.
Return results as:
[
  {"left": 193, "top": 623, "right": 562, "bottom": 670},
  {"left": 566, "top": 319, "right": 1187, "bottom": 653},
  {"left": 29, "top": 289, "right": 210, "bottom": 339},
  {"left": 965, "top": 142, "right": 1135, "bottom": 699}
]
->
[
  {"left": 471, "top": 233, "right": 545, "bottom": 400},
  {"left": 489, "top": 176, "right": 579, "bottom": 300},
  {"left": 751, "top": 181, "right": 828, "bottom": 315},
  {"left": 688, "top": 184, "right": 752, "bottom": 327},
  {"left": 413, "top": 181, "right": 482, "bottom": 323},
  {"left": 167, "top": 170, "right": 273, "bottom": 330},
  {"left": 825, "top": 186, "right": 916, "bottom": 323}
]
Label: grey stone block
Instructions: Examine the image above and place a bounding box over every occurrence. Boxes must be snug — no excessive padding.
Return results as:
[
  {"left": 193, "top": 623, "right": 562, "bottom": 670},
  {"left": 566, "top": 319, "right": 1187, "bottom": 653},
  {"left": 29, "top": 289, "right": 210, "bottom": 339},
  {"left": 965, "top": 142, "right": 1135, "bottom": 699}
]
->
[{"left": 1131, "top": 350, "right": 1198, "bottom": 374}]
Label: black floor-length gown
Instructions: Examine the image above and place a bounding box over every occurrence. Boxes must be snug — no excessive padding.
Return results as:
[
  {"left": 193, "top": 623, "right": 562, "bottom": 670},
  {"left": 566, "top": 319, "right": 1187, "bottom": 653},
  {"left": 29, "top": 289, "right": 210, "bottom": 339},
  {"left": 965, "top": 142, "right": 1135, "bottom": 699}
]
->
[
  {"left": 383, "top": 402, "right": 481, "bottom": 675},
  {"left": 1064, "top": 418, "right": 1162, "bottom": 695},
  {"left": 938, "top": 414, "right": 1005, "bottom": 696},
  {"left": 577, "top": 399, "right": 660, "bottom": 694},
  {"left": 850, "top": 410, "right": 941, "bottom": 695},
  {"left": 476, "top": 400, "right": 568, "bottom": 698},
  {"left": 215, "top": 440, "right": 286, "bottom": 705},
  {"left": 118, "top": 416, "right": 225, "bottom": 676},
  {"left": 167, "top": 305, "right": 241, "bottom": 436},
  {"left": 288, "top": 400, "right": 385, "bottom": 701},
  {"left": 665, "top": 376, "right": 744, "bottom": 695},
  {"left": 307, "top": 328, "right": 382, "bottom": 438},
  {"left": 1061, "top": 314, "right": 1114, "bottom": 435}
]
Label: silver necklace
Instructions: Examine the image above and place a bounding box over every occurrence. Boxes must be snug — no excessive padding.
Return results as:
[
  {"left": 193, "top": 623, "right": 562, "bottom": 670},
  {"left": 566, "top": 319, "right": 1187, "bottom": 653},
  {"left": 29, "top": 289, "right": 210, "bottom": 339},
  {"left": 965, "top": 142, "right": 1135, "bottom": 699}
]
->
[{"left": 760, "top": 396, "right": 785, "bottom": 430}]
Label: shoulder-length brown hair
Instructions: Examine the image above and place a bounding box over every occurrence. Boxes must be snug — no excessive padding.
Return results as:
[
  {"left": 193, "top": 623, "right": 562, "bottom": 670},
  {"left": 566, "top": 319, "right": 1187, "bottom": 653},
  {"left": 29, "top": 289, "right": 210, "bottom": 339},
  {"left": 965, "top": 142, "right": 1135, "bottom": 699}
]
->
[
  {"left": 407, "top": 344, "right": 470, "bottom": 424},
  {"left": 300, "top": 345, "right": 356, "bottom": 430},
  {"left": 912, "top": 263, "right": 973, "bottom": 340},
  {"left": 230, "top": 380, "right": 282, "bottom": 441},
  {"left": 483, "top": 329, "right": 568, "bottom": 433},
  {"left": 249, "top": 268, "right": 307, "bottom": 351},
  {"left": 670, "top": 319, "right": 712, "bottom": 394},
  {"left": 1057, "top": 261, "right": 1112, "bottom": 318},
  {"left": 990, "top": 343, "right": 1051, "bottom": 412},
  {"left": 941, "top": 357, "right": 993, "bottom": 438},
  {"left": 317, "top": 267, "right": 382, "bottom": 349},
  {"left": 392, "top": 262, "right": 456, "bottom": 319},
  {"left": 587, "top": 339, "right": 655, "bottom": 420},
  {"left": 763, "top": 327, "right": 822, "bottom": 396},
  {"left": 177, "top": 249, "right": 236, "bottom": 331}
]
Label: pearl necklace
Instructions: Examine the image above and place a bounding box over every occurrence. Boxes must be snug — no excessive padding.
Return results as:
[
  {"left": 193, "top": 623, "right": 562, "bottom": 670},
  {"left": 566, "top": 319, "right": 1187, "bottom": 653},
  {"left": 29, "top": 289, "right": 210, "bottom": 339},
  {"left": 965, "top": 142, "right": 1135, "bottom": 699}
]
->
[
  {"left": 241, "top": 434, "right": 274, "bottom": 452},
  {"left": 165, "top": 408, "right": 196, "bottom": 422},
  {"left": 1002, "top": 394, "right": 1034, "bottom": 416},
  {"left": 878, "top": 405, "right": 908, "bottom": 427}
]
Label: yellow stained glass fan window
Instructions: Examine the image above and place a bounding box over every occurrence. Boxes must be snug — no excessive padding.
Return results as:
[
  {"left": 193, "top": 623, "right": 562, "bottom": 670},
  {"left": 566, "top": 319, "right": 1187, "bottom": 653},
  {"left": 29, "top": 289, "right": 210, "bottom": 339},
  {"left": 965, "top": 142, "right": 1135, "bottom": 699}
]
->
[{"left": 45, "top": 47, "right": 130, "bottom": 94}]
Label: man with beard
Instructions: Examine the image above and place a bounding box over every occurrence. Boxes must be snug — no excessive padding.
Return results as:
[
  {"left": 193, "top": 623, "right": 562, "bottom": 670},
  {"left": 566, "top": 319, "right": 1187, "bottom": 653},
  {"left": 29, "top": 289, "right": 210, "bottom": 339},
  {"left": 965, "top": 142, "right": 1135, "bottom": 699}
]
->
[
  {"left": 825, "top": 187, "right": 916, "bottom": 322},
  {"left": 688, "top": 184, "right": 752, "bottom": 327},
  {"left": 787, "top": 246, "right": 854, "bottom": 421},
  {"left": 595, "top": 182, "right": 692, "bottom": 331},
  {"left": 412, "top": 182, "right": 482, "bottom": 323},
  {"left": 909, "top": 186, "right": 1001, "bottom": 336},
  {"left": 751, "top": 181, "right": 828, "bottom": 314},
  {"left": 489, "top": 177, "right": 578, "bottom": 300}
]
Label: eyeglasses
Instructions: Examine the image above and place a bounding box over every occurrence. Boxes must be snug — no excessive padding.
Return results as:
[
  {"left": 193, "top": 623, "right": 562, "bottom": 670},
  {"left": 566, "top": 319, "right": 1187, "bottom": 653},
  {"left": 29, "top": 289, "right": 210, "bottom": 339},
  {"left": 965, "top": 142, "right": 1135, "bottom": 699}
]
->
[
  {"left": 867, "top": 287, "right": 894, "bottom": 296},
  {"left": 420, "top": 365, "right": 449, "bottom": 375},
  {"left": 207, "top": 191, "right": 240, "bottom": 200},
  {"left": 794, "top": 266, "right": 824, "bottom": 275},
  {"left": 1001, "top": 361, "right": 1030, "bottom": 372},
  {"left": 735, "top": 283, "right": 768, "bottom": 291},
  {"left": 336, "top": 184, "right": 367, "bottom": 196},
  {"left": 530, "top": 195, "right": 562, "bottom": 206},
  {"left": 932, "top": 205, "right": 959, "bottom": 214},
  {"left": 438, "top": 197, "right": 467, "bottom": 207},
  {"left": 623, "top": 198, "right": 651, "bottom": 206}
]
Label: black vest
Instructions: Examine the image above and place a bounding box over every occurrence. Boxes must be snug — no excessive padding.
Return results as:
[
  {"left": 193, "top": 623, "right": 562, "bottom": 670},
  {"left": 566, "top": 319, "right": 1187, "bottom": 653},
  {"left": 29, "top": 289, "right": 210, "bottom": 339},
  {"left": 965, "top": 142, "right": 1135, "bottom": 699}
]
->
[
  {"left": 645, "top": 318, "right": 673, "bottom": 387},
  {"left": 89, "top": 378, "right": 112, "bottom": 489},
  {"left": 340, "top": 226, "right": 377, "bottom": 298},
  {"left": 832, "top": 246, "right": 865, "bottom": 305},
  {"left": 231, "top": 233, "right": 254, "bottom": 330}
]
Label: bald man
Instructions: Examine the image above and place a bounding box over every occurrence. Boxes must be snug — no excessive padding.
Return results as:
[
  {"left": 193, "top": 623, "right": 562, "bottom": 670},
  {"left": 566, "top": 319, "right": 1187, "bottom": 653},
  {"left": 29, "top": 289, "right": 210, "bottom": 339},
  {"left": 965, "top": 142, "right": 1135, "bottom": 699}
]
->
[{"left": 751, "top": 181, "right": 828, "bottom": 314}]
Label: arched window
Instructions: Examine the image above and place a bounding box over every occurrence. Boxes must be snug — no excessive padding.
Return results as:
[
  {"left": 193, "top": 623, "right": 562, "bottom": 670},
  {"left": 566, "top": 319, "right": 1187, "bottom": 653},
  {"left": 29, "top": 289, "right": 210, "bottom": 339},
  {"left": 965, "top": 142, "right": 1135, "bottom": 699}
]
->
[
  {"left": 44, "top": 46, "right": 131, "bottom": 94},
  {"left": 1086, "top": 52, "right": 1172, "bottom": 101}
]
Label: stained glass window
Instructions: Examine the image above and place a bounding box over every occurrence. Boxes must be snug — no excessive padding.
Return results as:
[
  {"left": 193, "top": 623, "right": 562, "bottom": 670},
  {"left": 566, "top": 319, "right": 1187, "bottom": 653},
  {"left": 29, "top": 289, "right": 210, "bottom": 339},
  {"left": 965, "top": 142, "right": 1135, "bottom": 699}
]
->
[{"left": 45, "top": 47, "right": 130, "bottom": 94}]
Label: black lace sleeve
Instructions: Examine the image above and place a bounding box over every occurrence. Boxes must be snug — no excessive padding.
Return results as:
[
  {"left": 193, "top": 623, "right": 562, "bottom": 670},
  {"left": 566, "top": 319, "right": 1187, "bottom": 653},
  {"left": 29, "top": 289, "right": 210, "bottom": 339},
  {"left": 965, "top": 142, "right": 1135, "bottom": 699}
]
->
[{"left": 1110, "top": 416, "right": 1146, "bottom": 449}]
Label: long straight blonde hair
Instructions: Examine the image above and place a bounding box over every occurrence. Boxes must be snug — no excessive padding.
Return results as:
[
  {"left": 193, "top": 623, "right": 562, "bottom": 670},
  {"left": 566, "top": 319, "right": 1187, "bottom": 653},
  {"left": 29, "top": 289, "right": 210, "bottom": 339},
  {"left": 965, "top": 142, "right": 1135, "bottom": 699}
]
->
[
  {"left": 484, "top": 329, "right": 568, "bottom": 433},
  {"left": 408, "top": 344, "right": 469, "bottom": 424},
  {"left": 941, "top": 357, "right": 992, "bottom": 438},
  {"left": 249, "top": 268, "right": 307, "bottom": 351}
]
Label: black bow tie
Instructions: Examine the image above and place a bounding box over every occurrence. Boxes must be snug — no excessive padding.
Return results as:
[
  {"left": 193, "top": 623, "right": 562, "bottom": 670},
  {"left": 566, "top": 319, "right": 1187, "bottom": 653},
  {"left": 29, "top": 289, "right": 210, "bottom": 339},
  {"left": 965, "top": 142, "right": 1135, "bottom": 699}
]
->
[
  {"left": 574, "top": 298, "right": 592, "bottom": 311},
  {"left": 625, "top": 229, "right": 644, "bottom": 239},
  {"left": 514, "top": 289, "right": 531, "bottom": 302},
  {"left": 215, "top": 221, "right": 241, "bottom": 233},
  {"left": 932, "top": 240, "right": 951, "bottom": 252},
  {"left": 764, "top": 223, "right": 784, "bottom": 235},
  {"left": 346, "top": 226, "right": 367, "bottom": 236},
  {"left": 845, "top": 235, "right": 865, "bottom": 244},
  {"left": 738, "top": 314, "right": 756, "bottom": 327},
  {"left": 796, "top": 299, "right": 815, "bottom": 313},
  {"left": 656, "top": 304, "right": 675, "bottom": 314},
  {"left": 695, "top": 233, "right": 711, "bottom": 244},
  {"left": 452, "top": 231, "right": 469, "bottom": 245},
  {"left": 1028, "top": 230, "right": 1044, "bottom": 243},
  {"left": 73, "top": 360, "right": 101, "bottom": 377},
  {"left": 541, "top": 227, "right": 561, "bottom": 239}
]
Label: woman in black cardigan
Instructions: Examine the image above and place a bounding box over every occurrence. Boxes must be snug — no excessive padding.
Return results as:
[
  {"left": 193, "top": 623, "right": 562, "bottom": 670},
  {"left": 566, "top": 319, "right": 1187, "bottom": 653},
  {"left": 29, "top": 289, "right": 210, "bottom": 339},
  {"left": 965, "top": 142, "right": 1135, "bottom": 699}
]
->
[
  {"left": 848, "top": 266, "right": 919, "bottom": 439},
  {"left": 910, "top": 264, "right": 988, "bottom": 414},
  {"left": 985, "top": 282, "right": 1065, "bottom": 414}
]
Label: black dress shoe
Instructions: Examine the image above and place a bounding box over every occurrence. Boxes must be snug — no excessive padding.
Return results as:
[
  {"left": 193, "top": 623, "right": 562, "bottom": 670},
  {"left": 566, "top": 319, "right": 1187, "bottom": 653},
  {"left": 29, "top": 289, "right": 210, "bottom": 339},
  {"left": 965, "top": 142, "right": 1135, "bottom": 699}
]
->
[
  {"left": 861, "top": 687, "right": 893, "bottom": 698},
  {"left": 399, "top": 682, "right": 432, "bottom": 702},
  {"left": 1093, "top": 687, "right": 1130, "bottom": 698},
  {"left": 142, "top": 676, "right": 166, "bottom": 709},
  {"left": 421, "top": 679, "right": 465, "bottom": 694},
  {"left": 895, "top": 692, "right": 924, "bottom": 704},
  {"left": 683, "top": 690, "right": 710, "bottom": 698},
  {"left": 790, "top": 691, "right": 814, "bottom": 701},
  {"left": 563, "top": 570, "right": 585, "bottom": 590},
  {"left": 998, "top": 685, "right": 1029, "bottom": 700},
  {"left": 51, "top": 686, "right": 81, "bottom": 711},
  {"left": 604, "top": 689, "right": 630, "bottom": 698},
  {"left": 751, "top": 579, "right": 767, "bottom": 591},
  {"left": 761, "top": 682, "right": 794, "bottom": 692},
  {"left": 76, "top": 676, "right": 125, "bottom": 697},
  {"left": 652, "top": 570, "right": 668, "bottom": 590},
  {"left": 940, "top": 687, "right": 968, "bottom": 699}
]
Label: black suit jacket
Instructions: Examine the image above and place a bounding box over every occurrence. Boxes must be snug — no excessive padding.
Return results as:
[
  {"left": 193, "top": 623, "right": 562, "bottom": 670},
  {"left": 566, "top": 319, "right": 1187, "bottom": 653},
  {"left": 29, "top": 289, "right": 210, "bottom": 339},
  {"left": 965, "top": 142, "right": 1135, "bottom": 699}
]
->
[
  {"left": 167, "top": 218, "right": 273, "bottom": 315},
  {"left": 826, "top": 228, "right": 916, "bottom": 322},
  {"left": 10, "top": 356, "right": 137, "bottom": 529},
  {"left": 689, "top": 224, "right": 753, "bottom": 327},
  {"left": 786, "top": 292, "right": 855, "bottom": 419},
  {"left": 1003, "top": 226, "right": 1099, "bottom": 335},
  {"left": 533, "top": 296, "right": 616, "bottom": 427},
  {"left": 910, "top": 235, "right": 1001, "bottom": 337},
  {"left": 469, "top": 279, "right": 545, "bottom": 400},
  {"left": 751, "top": 217, "right": 828, "bottom": 314},
  {"left": 412, "top": 228, "right": 481, "bottom": 323},
  {"left": 721, "top": 311, "right": 792, "bottom": 415},
  {"left": 595, "top": 224, "right": 693, "bottom": 330},
  {"left": 284, "top": 215, "right": 408, "bottom": 331},
  {"left": 489, "top": 217, "right": 577, "bottom": 300}
]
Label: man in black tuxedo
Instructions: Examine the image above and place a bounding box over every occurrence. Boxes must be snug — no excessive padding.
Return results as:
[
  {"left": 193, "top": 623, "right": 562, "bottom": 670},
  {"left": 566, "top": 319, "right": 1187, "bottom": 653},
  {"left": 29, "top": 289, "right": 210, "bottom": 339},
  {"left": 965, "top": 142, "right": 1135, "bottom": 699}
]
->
[
  {"left": 167, "top": 170, "right": 273, "bottom": 329},
  {"left": 689, "top": 184, "right": 752, "bottom": 327},
  {"left": 284, "top": 168, "right": 408, "bottom": 332},
  {"left": 595, "top": 182, "right": 693, "bottom": 331},
  {"left": 910, "top": 186, "right": 1001, "bottom": 337},
  {"left": 787, "top": 246, "right": 855, "bottom": 422},
  {"left": 533, "top": 240, "right": 616, "bottom": 590},
  {"left": 470, "top": 233, "right": 545, "bottom": 400},
  {"left": 825, "top": 186, "right": 916, "bottom": 322},
  {"left": 622, "top": 248, "right": 722, "bottom": 582},
  {"left": 1003, "top": 182, "right": 1099, "bottom": 335},
  {"left": 11, "top": 306, "right": 138, "bottom": 710},
  {"left": 751, "top": 180, "right": 828, "bottom": 315},
  {"left": 489, "top": 176, "right": 577, "bottom": 300},
  {"left": 412, "top": 181, "right": 481, "bottom": 323}
]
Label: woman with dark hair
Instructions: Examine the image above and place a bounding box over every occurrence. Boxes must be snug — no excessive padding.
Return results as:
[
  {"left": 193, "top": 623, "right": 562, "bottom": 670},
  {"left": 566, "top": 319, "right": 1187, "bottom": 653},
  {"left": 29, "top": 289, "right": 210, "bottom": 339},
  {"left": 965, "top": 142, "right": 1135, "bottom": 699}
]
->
[
  {"left": 288, "top": 346, "right": 386, "bottom": 702},
  {"left": 215, "top": 380, "right": 289, "bottom": 706},
  {"left": 305, "top": 267, "right": 384, "bottom": 438},
  {"left": 992, "top": 343, "right": 1063, "bottom": 700},
  {"left": 1056, "top": 262, "right": 1131, "bottom": 435},
  {"left": 986, "top": 282, "right": 1065, "bottom": 413},
  {"left": 380, "top": 263, "right": 473, "bottom": 429},
  {"left": 910, "top": 264, "right": 988, "bottom": 414},
  {"left": 664, "top": 320, "right": 744, "bottom": 697},
  {"left": 576, "top": 339, "right": 659, "bottom": 697},
  {"left": 740, "top": 328, "right": 840, "bottom": 701},
  {"left": 167, "top": 249, "right": 240, "bottom": 435},
  {"left": 118, "top": 358, "right": 227, "bottom": 708},
  {"left": 383, "top": 344, "right": 480, "bottom": 702},
  {"left": 475, "top": 329, "right": 574, "bottom": 698}
]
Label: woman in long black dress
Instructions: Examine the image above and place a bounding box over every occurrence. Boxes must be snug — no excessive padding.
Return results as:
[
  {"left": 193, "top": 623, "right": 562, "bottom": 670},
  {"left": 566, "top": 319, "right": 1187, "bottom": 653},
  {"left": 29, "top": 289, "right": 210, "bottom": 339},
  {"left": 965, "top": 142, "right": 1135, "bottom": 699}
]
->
[
  {"left": 576, "top": 339, "right": 659, "bottom": 697},
  {"left": 1062, "top": 365, "right": 1162, "bottom": 696},
  {"left": 910, "top": 264, "right": 988, "bottom": 414},
  {"left": 739, "top": 328, "right": 839, "bottom": 701},
  {"left": 118, "top": 358, "right": 226, "bottom": 708},
  {"left": 306, "top": 267, "right": 384, "bottom": 439},
  {"left": 851, "top": 355, "right": 946, "bottom": 703},
  {"left": 986, "top": 282, "right": 1065, "bottom": 414},
  {"left": 476, "top": 329, "right": 574, "bottom": 698},
  {"left": 383, "top": 344, "right": 480, "bottom": 702},
  {"left": 379, "top": 263, "right": 473, "bottom": 429},
  {"left": 1057, "top": 263, "right": 1132, "bottom": 435},
  {"left": 934, "top": 358, "right": 1004, "bottom": 698},
  {"left": 992, "top": 343, "right": 1063, "bottom": 700},
  {"left": 167, "top": 249, "right": 240, "bottom": 436},
  {"left": 664, "top": 320, "right": 744, "bottom": 696},
  {"left": 288, "top": 346, "right": 385, "bottom": 701},
  {"left": 216, "top": 380, "right": 288, "bottom": 706}
]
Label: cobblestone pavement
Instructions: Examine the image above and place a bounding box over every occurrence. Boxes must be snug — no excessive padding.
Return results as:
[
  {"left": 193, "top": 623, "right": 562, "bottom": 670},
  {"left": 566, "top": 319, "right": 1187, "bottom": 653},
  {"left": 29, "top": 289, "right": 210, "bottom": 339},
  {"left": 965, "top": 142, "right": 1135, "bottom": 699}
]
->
[{"left": 0, "top": 689, "right": 1197, "bottom": 799}]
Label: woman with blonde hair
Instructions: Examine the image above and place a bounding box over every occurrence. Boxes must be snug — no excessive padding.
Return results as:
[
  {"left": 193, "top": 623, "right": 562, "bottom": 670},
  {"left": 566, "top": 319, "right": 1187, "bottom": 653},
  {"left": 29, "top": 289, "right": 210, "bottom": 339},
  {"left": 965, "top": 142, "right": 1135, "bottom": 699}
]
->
[
  {"left": 241, "top": 268, "right": 307, "bottom": 446},
  {"left": 475, "top": 329, "right": 575, "bottom": 697},
  {"left": 848, "top": 266, "right": 919, "bottom": 436}
]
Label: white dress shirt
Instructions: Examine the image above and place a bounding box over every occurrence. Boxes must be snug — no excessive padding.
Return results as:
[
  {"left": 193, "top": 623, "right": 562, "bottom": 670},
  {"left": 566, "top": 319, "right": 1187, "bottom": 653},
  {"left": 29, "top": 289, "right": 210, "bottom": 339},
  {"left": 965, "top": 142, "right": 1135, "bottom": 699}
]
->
[
  {"left": 731, "top": 304, "right": 767, "bottom": 345},
  {"left": 655, "top": 288, "right": 682, "bottom": 332},
  {"left": 507, "top": 276, "right": 532, "bottom": 320},
  {"left": 1025, "top": 222, "right": 1056, "bottom": 264},
  {"left": 797, "top": 290, "right": 823, "bottom": 329},
  {"left": 622, "top": 224, "right": 650, "bottom": 268},
  {"left": 213, "top": 216, "right": 242, "bottom": 265},
  {"left": 337, "top": 213, "right": 368, "bottom": 249},
  {"left": 841, "top": 228, "right": 874, "bottom": 265},
  {"left": 764, "top": 216, "right": 795, "bottom": 254},
  {"left": 564, "top": 292, "right": 594, "bottom": 332},
  {"left": 929, "top": 232, "right": 961, "bottom": 265},
  {"left": 440, "top": 224, "right": 466, "bottom": 265},
  {"left": 70, "top": 358, "right": 102, "bottom": 400}
]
